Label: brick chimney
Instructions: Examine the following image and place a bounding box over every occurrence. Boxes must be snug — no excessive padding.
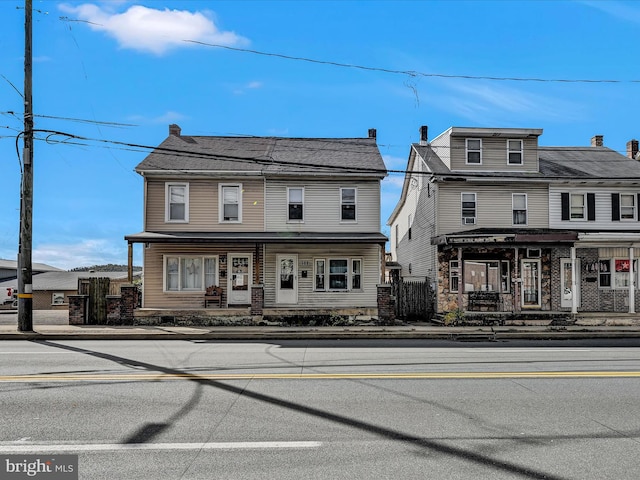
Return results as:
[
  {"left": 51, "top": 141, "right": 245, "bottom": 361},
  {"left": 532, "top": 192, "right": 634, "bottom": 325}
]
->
[
  {"left": 368, "top": 128, "right": 377, "bottom": 140},
  {"left": 591, "top": 135, "right": 603, "bottom": 147},
  {"left": 627, "top": 139, "right": 639, "bottom": 159},
  {"left": 169, "top": 124, "right": 181, "bottom": 136},
  {"left": 419, "top": 125, "right": 428, "bottom": 146}
]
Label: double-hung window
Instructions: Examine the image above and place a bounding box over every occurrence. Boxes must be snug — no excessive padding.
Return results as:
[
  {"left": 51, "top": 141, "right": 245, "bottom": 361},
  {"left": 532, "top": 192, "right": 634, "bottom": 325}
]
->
[
  {"left": 165, "top": 256, "right": 218, "bottom": 292},
  {"left": 570, "top": 193, "right": 585, "bottom": 219},
  {"left": 620, "top": 194, "right": 636, "bottom": 220},
  {"left": 288, "top": 187, "right": 304, "bottom": 221},
  {"left": 341, "top": 187, "right": 357, "bottom": 221},
  {"left": 461, "top": 193, "right": 477, "bottom": 225},
  {"left": 512, "top": 193, "right": 527, "bottom": 225},
  {"left": 220, "top": 184, "right": 241, "bottom": 222},
  {"left": 466, "top": 139, "right": 482, "bottom": 164},
  {"left": 166, "top": 183, "right": 188, "bottom": 222},
  {"left": 507, "top": 140, "right": 523, "bottom": 165}
]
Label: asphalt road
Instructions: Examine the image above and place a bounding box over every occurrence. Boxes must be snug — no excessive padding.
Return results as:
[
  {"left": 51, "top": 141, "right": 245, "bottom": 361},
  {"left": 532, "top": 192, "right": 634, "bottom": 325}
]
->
[{"left": 1, "top": 339, "right": 640, "bottom": 479}]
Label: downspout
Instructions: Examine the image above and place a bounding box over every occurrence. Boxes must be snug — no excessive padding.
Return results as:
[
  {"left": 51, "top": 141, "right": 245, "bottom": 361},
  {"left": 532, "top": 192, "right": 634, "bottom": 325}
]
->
[
  {"left": 571, "top": 246, "right": 577, "bottom": 314},
  {"left": 630, "top": 247, "right": 635, "bottom": 314}
]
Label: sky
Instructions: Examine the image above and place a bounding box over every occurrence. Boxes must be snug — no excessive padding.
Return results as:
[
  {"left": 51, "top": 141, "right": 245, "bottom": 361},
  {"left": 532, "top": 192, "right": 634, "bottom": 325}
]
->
[{"left": 2, "top": 0, "right": 640, "bottom": 270}]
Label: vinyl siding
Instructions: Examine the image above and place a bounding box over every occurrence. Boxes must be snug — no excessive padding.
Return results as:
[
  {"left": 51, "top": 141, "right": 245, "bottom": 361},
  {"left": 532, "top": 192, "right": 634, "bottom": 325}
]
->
[
  {"left": 449, "top": 136, "right": 539, "bottom": 173},
  {"left": 437, "top": 183, "right": 549, "bottom": 234},
  {"left": 430, "top": 134, "right": 450, "bottom": 169},
  {"left": 142, "top": 243, "right": 263, "bottom": 308},
  {"left": 263, "top": 244, "right": 380, "bottom": 308},
  {"left": 550, "top": 186, "right": 640, "bottom": 230},
  {"left": 145, "top": 178, "right": 265, "bottom": 232},
  {"left": 265, "top": 180, "right": 380, "bottom": 232}
]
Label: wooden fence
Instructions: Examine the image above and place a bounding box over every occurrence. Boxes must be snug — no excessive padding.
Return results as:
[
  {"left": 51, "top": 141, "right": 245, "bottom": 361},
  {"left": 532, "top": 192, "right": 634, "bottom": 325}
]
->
[
  {"left": 391, "top": 278, "right": 434, "bottom": 321},
  {"left": 78, "top": 277, "right": 110, "bottom": 324}
]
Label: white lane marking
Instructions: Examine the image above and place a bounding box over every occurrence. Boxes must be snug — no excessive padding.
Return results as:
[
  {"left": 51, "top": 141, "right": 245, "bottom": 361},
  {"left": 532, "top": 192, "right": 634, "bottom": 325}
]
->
[{"left": 0, "top": 441, "right": 322, "bottom": 453}]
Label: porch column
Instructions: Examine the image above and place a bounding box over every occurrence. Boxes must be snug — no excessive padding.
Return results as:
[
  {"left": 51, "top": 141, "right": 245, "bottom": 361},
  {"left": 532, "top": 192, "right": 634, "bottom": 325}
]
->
[
  {"left": 571, "top": 246, "right": 578, "bottom": 314},
  {"left": 514, "top": 247, "right": 520, "bottom": 313},
  {"left": 630, "top": 247, "right": 635, "bottom": 314},
  {"left": 457, "top": 247, "right": 463, "bottom": 310},
  {"left": 127, "top": 242, "right": 133, "bottom": 283}
]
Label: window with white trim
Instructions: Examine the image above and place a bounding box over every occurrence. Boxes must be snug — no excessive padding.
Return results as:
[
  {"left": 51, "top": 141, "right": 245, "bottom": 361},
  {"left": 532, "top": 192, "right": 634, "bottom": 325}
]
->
[
  {"left": 599, "top": 258, "right": 638, "bottom": 289},
  {"left": 512, "top": 193, "right": 527, "bottom": 225},
  {"left": 341, "top": 187, "right": 357, "bottom": 221},
  {"left": 620, "top": 194, "right": 636, "bottom": 220},
  {"left": 220, "top": 184, "right": 241, "bottom": 222},
  {"left": 461, "top": 192, "right": 476, "bottom": 225},
  {"left": 507, "top": 139, "right": 523, "bottom": 165},
  {"left": 570, "top": 193, "right": 585, "bottom": 219},
  {"left": 165, "top": 256, "right": 218, "bottom": 291},
  {"left": 314, "top": 258, "right": 362, "bottom": 291},
  {"left": 166, "top": 183, "right": 188, "bottom": 222},
  {"left": 466, "top": 138, "right": 482, "bottom": 164},
  {"left": 449, "top": 260, "right": 459, "bottom": 292},
  {"left": 288, "top": 187, "right": 304, "bottom": 221}
]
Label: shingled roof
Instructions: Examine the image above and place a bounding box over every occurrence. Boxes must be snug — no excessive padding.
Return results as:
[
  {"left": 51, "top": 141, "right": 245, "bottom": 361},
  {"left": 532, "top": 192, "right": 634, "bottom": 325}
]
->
[{"left": 136, "top": 127, "right": 387, "bottom": 178}]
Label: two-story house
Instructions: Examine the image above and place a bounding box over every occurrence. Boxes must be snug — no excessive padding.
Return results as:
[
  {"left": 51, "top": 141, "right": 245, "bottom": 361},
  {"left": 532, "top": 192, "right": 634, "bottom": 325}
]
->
[
  {"left": 125, "top": 125, "right": 388, "bottom": 323},
  {"left": 388, "top": 126, "right": 640, "bottom": 319}
]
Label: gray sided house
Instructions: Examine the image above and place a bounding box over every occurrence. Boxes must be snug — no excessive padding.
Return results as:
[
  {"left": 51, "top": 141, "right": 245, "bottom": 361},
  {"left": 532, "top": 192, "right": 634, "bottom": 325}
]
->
[
  {"left": 388, "top": 126, "right": 640, "bottom": 319},
  {"left": 125, "top": 125, "right": 388, "bottom": 323}
]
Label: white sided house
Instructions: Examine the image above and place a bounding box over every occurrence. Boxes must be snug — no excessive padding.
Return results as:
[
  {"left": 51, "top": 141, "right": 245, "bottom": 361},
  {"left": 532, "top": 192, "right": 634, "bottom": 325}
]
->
[
  {"left": 389, "top": 126, "right": 640, "bottom": 320},
  {"left": 126, "top": 125, "right": 389, "bottom": 324}
]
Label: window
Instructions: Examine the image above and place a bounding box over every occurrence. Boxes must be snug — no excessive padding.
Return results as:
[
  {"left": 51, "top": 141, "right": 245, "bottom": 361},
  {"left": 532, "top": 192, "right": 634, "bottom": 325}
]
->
[
  {"left": 341, "top": 188, "right": 356, "bottom": 221},
  {"left": 288, "top": 187, "right": 304, "bottom": 221},
  {"left": 570, "top": 193, "right": 585, "bottom": 219},
  {"left": 466, "top": 138, "right": 482, "bottom": 164},
  {"left": 52, "top": 292, "right": 65, "bottom": 305},
  {"left": 463, "top": 260, "right": 510, "bottom": 293},
  {"left": 408, "top": 214, "right": 412, "bottom": 240},
  {"left": 352, "top": 259, "right": 362, "bottom": 290},
  {"left": 165, "top": 256, "right": 218, "bottom": 291},
  {"left": 450, "top": 260, "right": 459, "bottom": 292},
  {"left": 166, "top": 183, "right": 188, "bottom": 222},
  {"left": 507, "top": 140, "right": 523, "bottom": 165},
  {"left": 314, "top": 258, "right": 362, "bottom": 291},
  {"left": 598, "top": 258, "right": 638, "bottom": 289},
  {"left": 620, "top": 194, "right": 636, "bottom": 220},
  {"left": 461, "top": 193, "right": 476, "bottom": 225},
  {"left": 512, "top": 193, "right": 527, "bottom": 225},
  {"left": 220, "top": 184, "right": 241, "bottom": 222}
]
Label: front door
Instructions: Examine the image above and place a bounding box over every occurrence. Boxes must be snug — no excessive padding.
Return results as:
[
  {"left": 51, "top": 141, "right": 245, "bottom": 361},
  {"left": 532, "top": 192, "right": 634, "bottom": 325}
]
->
[
  {"left": 228, "top": 254, "right": 252, "bottom": 305},
  {"left": 560, "top": 258, "right": 581, "bottom": 308},
  {"left": 276, "top": 254, "right": 298, "bottom": 304},
  {"left": 521, "top": 259, "right": 541, "bottom": 308}
]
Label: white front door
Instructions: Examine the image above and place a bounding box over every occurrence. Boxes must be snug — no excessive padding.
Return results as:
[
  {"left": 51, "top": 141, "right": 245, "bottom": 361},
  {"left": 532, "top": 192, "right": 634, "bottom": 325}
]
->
[
  {"left": 560, "top": 258, "right": 581, "bottom": 308},
  {"left": 228, "top": 254, "right": 252, "bottom": 305},
  {"left": 276, "top": 254, "right": 298, "bottom": 304}
]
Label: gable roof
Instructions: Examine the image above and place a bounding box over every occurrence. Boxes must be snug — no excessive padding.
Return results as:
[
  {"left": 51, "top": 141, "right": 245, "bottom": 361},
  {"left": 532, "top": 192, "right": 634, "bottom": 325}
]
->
[{"left": 136, "top": 132, "right": 387, "bottom": 179}]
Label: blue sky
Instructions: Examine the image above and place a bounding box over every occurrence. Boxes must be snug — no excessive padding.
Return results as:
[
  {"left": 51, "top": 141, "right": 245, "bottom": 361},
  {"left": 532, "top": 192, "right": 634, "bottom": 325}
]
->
[{"left": 2, "top": 0, "right": 640, "bottom": 269}]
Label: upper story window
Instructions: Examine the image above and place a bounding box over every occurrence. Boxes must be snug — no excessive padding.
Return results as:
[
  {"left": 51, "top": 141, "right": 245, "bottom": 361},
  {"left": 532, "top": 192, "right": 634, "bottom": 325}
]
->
[
  {"left": 288, "top": 187, "right": 304, "bottom": 222},
  {"left": 408, "top": 213, "right": 413, "bottom": 240},
  {"left": 461, "top": 192, "right": 476, "bottom": 225},
  {"left": 466, "top": 139, "right": 482, "bottom": 164},
  {"left": 507, "top": 140, "right": 523, "bottom": 165},
  {"left": 570, "top": 193, "right": 585, "bottom": 219},
  {"left": 220, "top": 184, "right": 242, "bottom": 223},
  {"left": 512, "top": 193, "right": 527, "bottom": 225},
  {"left": 166, "top": 183, "right": 189, "bottom": 222},
  {"left": 341, "top": 187, "right": 357, "bottom": 221},
  {"left": 620, "top": 193, "right": 636, "bottom": 220}
]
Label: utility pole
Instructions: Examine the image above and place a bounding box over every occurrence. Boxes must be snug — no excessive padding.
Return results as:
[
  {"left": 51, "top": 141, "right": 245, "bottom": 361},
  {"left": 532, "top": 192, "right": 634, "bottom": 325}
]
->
[{"left": 18, "top": 0, "right": 33, "bottom": 332}]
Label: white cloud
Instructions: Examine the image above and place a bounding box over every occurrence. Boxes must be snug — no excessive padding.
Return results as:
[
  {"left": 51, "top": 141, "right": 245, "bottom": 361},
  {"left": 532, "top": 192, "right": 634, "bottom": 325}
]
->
[
  {"left": 127, "top": 110, "right": 188, "bottom": 124},
  {"left": 232, "top": 81, "right": 264, "bottom": 95},
  {"left": 579, "top": 1, "right": 640, "bottom": 24},
  {"left": 33, "top": 239, "right": 133, "bottom": 270},
  {"left": 58, "top": 3, "right": 249, "bottom": 55}
]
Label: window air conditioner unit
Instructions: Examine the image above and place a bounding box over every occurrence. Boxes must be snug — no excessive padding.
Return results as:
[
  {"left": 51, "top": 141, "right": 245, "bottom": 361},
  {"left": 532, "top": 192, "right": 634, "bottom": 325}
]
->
[
  {"left": 464, "top": 217, "right": 476, "bottom": 225},
  {"left": 527, "top": 248, "right": 541, "bottom": 258}
]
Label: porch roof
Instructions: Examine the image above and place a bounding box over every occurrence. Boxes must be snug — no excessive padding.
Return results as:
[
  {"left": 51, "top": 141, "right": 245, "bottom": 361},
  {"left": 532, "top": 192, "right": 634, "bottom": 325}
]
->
[
  {"left": 432, "top": 228, "right": 578, "bottom": 246},
  {"left": 125, "top": 231, "right": 388, "bottom": 244}
]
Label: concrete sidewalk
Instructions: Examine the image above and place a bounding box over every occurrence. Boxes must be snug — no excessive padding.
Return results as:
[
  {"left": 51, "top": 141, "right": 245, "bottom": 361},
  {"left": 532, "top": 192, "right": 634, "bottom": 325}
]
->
[{"left": 2, "top": 309, "right": 640, "bottom": 340}]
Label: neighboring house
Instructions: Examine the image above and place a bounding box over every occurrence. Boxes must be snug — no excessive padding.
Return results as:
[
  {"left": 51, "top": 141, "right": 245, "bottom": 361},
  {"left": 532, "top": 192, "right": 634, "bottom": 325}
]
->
[
  {"left": 125, "top": 124, "right": 388, "bottom": 320},
  {"left": 0, "top": 271, "right": 139, "bottom": 310},
  {"left": 388, "top": 126, "right": 640, "bottom": 317},
  {"left": 0, "top": 258, "right": 63, "bottom": 281}
]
